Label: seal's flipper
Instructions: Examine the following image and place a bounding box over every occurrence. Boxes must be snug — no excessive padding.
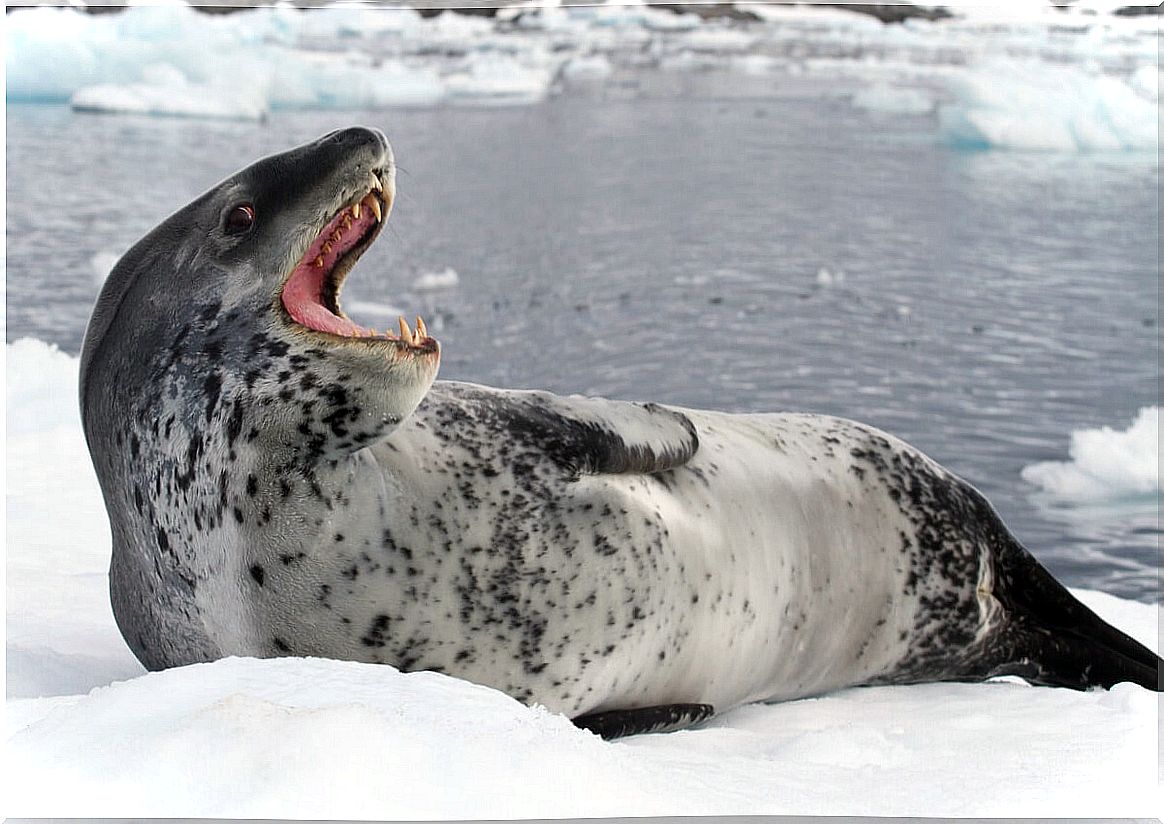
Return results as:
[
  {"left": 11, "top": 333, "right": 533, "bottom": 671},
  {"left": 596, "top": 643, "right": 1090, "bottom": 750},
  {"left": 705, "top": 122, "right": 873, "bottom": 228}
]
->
[
  {"left": 992, "top": 542, "right": 1162, "bottom": 691},
  {"left": 572, "top": 703, "right": 715, "bottom": 739},
  {"left": 438, "top": 383, "right": 699, "bottom": 477}
]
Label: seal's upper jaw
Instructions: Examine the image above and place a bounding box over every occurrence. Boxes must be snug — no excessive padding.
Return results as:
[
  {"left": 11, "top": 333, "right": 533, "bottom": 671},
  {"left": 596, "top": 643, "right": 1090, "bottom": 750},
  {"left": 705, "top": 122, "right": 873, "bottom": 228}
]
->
[{"left": 279, "top": 166, "right": 437, "bottom": 357}]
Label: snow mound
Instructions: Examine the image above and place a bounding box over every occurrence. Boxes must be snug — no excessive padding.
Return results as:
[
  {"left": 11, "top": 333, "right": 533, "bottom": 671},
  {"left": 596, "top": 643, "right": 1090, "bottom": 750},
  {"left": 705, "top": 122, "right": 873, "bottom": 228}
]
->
[
  {"left": 6, "top": 647, "right": 1159, "bottom": 818},
  {"left": 6, "top": 338, "right": 84, "bottom": 435},
  {"left": 6, "top": 657, "right": 623, "bottom": 819},
  {"left": 1022, "top": 406, "right": 1159, "bottom": 501}
]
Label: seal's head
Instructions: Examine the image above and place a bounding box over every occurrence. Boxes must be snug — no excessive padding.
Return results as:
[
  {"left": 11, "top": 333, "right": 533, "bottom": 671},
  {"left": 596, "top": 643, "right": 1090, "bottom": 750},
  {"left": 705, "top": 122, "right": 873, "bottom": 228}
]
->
[{"left": 82, "top": 127, "right": 439, "bottom": 467}]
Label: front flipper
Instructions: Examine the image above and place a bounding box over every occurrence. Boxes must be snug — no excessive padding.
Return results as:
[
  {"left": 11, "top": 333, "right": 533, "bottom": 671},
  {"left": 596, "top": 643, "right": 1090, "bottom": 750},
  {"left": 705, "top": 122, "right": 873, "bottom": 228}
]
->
[
  {"left": 572, "top": 703, "right": 715, "bottom": 739},
  {"left": 436, "top": 383, "right": 700, "bottom": 477}
]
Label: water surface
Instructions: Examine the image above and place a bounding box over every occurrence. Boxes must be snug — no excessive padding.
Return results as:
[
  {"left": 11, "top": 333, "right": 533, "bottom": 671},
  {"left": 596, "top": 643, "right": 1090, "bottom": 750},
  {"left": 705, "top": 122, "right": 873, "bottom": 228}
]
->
[{"left": 6, "top": 95, "right": 1159, "bottom": 600}]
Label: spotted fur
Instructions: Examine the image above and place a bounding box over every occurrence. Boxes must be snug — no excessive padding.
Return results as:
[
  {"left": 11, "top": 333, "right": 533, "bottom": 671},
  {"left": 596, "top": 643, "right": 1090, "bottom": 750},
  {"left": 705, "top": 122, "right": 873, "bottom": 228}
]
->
[{"left": 81, "top": 128, "right": 1161, "bottom": 737}]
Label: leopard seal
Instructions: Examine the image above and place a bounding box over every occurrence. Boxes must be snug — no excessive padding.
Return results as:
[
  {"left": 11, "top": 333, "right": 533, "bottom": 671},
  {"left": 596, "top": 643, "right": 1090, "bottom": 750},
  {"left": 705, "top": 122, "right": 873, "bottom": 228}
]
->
[{"left": 80, "top": 126, "right": 1161, "bottom": 738}]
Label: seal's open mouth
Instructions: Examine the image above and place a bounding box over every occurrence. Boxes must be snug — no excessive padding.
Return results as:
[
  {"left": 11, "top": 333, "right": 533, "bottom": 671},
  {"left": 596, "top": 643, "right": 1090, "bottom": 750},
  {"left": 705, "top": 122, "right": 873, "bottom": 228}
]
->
[{"left": 280, "top": 170, "right": 436, "bottom": 353}]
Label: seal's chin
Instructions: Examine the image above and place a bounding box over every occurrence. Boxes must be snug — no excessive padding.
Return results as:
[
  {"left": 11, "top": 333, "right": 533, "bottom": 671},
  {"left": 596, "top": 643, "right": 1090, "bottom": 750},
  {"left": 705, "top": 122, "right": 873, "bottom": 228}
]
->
[{"left": 280, "top": 170, "right": 438, "bottom": 357}]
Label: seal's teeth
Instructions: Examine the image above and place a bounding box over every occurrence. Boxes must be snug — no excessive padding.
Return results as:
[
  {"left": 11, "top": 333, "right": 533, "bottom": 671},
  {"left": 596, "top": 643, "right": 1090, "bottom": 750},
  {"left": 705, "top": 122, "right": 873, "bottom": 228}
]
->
[
  {"left": 343, "top": 215, "right": 352, "bottom": 230},
  {"left": 322, "top": 241, "right": 333, "bottom": 255},
  {"left": 351, "top": 202, "right": 361, "bottom": 220},
  {"left": 370, "top": 174, "right": 383, "bottom": 192},
  {"left": 331, "top": 230, "right": 343, "bottom": 243},
  {"left": 415, "top": 315, "right": 427, "bottom": 340},
  {"left": 398, "top": 316, "right": 413, "bottom": 343},
  {"left": 314, "top": 255, "right": 325, "bottom": 269},
  {"left": 367, "top": 196, "right": 383, "bottom": 223}
]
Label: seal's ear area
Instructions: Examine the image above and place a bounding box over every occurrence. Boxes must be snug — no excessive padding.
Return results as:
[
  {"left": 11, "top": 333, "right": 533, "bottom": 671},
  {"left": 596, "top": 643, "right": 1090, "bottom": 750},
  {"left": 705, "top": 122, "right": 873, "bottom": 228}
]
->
[{"left": 446, "top": 386, "right": 699, "bottom": 477}]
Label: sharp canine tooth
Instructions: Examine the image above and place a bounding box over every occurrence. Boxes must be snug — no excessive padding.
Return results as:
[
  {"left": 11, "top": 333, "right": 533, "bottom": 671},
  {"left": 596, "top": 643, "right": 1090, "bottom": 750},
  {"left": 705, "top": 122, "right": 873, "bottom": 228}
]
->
[
  {"left": 399, "top": 316, "right": 412, "bottom": 342},
  {"left": 416, "top": 316, "right": 427, "bottom": 340},
  {"left": 352, "top": 202, "right": 361, "bottom": 220},
  {"left": 370, "top": 175, "right": 383, "bottom": 192},
  {"left": 368, "top": 197, "right": 382, "bottom": 223}
]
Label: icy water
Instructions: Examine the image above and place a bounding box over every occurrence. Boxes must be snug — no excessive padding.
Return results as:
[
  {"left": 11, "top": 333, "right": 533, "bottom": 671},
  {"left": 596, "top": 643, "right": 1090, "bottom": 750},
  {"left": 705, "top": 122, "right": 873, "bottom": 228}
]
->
[{"left": 5, "top": 98, "right": 1159, "bottom": 601}]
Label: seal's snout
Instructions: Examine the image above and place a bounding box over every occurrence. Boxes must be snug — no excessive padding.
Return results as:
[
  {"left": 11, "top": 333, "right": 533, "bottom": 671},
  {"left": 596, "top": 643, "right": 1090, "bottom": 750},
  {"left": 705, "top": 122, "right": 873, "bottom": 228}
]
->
[{"left": 319, "top": 126, "right": 391, "bottom": 167}]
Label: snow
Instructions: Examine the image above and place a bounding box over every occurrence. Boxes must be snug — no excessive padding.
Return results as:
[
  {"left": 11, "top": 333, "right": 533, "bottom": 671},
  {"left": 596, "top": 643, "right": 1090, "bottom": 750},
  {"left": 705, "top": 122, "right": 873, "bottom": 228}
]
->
[
  {"left": 5, "top": 338, "right": 1162, "bottom": 817},
  {"left": 5, "top": 1, "right": 1159, "bottom": 152},
  {"left": 1022, "top": 406, "right": 1160, "bottom": 502}
]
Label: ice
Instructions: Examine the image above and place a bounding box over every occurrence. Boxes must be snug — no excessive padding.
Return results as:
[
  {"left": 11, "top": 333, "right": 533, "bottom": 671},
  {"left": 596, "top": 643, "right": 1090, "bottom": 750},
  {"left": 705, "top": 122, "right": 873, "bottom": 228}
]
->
[
  {"left": 1129, "top": 64, "right": 1160, "bottom": 101},
  {"left": 5, "top": 337, "right": 1162, "bottom": 817},
  {"left": 341, "top": 299, "right": 409, "bottom": 320},
  {"left": 939, "top": 59, "right": 1159, "bottom": 151},
  {"left": 561, "top": 53, "right": 614, "bottom": 82},
  {"left": 412, "top": 267, "right": 461, "bottom": 291},
  {"left": 815, "top": 266, "right": 846, "bottom": 287},
  {"left": 851, "top": 82, "right": 935, "bottom": 115},
  {"left": 680, "top": 27, "right": 758, "bottom": 54},
  {"left": 270, "top": 52, "right": 445, "bottom": 110},
  {"left": 1022, "top": 406, "right": 1159, "bottom": 502},
  {"left": 71, "top": 63, "right": 267, "bottom": 120},
  {"left": 731, "top": 54, "right": 778, "bottom": 76},
  {"left": 443, "top": 56, "right": 556, "bottom": 106},
  {"left": 5, "top": 2, "right": 1160, "bottom": 153},
  {"left": 639, "top": 7, "right": 702, "bottom": 32}
]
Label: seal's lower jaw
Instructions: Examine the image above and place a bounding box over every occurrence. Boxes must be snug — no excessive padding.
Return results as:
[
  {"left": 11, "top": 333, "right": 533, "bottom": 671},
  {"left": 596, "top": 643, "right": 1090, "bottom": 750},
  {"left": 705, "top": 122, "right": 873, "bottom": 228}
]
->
[{"left": 279, "top": 171, "right": 439, "bottom": 361}]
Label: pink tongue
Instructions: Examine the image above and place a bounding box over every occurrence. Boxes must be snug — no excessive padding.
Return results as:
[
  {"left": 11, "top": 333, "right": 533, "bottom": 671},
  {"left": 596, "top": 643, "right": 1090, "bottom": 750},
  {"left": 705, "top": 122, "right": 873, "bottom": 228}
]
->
[
  {"left": 282, "top": 266, "right": 366, "bottom": 336},
  {"left": 281, "top": 203, "right": 381, "bottom": 336}
]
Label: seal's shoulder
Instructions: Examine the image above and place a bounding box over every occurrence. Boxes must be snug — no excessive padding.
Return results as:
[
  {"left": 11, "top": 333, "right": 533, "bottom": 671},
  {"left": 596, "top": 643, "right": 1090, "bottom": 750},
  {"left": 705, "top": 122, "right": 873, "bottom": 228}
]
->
[{"left": 422, "top": 381, "right": 699, "bottom": 476}]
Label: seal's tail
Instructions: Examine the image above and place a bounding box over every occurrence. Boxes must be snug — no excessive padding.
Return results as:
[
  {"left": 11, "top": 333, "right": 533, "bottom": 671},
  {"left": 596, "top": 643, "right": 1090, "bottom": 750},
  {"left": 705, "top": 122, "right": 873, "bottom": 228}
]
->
[{"left": 990, "top": 544, "right": 1161, "bottom": 691}]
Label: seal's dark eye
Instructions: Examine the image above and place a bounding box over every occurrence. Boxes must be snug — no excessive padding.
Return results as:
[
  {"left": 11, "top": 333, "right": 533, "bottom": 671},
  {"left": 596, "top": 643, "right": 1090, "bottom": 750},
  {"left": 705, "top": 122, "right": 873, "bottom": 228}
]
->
[{"left": 225, "top": 204, "right": 255, "bottom": 235}]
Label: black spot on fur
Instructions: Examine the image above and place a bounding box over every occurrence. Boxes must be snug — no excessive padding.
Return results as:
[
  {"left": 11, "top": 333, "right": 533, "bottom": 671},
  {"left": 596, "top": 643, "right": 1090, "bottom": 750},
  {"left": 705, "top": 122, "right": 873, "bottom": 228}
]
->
[
  {"left": 361, "top": 614, "right": 391, "bottom": 647},
  {"left": 203, "top": 373, "right": 222, "bottom": 423}
]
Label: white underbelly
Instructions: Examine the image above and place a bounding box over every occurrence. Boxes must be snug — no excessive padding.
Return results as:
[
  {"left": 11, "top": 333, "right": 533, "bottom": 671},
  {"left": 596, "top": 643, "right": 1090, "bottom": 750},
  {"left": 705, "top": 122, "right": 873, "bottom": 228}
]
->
[{"left": 577, "top": 410, "right": 927, "bottom": 713}]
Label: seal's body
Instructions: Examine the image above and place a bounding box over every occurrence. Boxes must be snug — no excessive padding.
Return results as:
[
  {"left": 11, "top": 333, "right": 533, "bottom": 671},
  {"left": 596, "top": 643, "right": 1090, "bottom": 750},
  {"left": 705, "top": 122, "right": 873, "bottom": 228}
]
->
[{"left": 81, "top": 127, "right": 1161, "bottom": 738}]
